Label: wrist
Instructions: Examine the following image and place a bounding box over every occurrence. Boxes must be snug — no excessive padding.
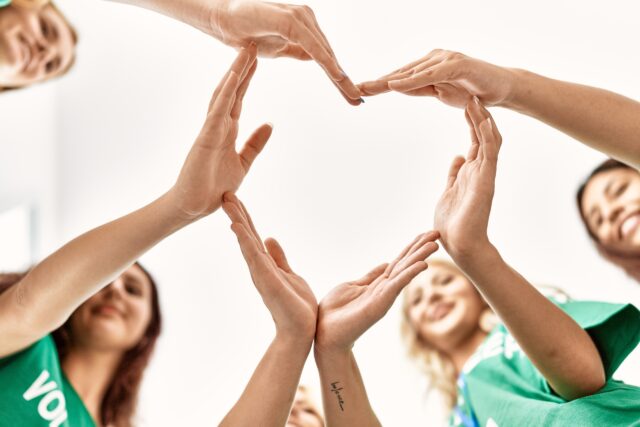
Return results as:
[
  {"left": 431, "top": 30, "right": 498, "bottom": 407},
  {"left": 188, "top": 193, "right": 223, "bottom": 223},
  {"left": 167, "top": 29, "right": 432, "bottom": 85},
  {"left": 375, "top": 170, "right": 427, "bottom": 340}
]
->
[
  {"left": 274, "top": 331, "right": 314, "bottom": 352},
  {"left": 501, "top": 68, "right": 535, "bottom": 111},
  {"left": 451, "top": 242, "right": 503, "bottom": 278}
]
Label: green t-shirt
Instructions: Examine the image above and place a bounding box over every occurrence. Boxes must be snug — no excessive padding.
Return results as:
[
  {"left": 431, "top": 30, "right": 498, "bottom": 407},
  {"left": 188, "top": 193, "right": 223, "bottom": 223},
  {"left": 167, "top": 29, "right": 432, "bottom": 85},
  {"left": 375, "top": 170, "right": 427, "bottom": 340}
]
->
[
  {"left": 0, "top": 335, "right": 96, "bottom": 427},
  {"left": 449, "top": 301, "right": 640, "bottom": 427},
  {"left": 0, "top": 0, "right": 11, "bottom": 7}
]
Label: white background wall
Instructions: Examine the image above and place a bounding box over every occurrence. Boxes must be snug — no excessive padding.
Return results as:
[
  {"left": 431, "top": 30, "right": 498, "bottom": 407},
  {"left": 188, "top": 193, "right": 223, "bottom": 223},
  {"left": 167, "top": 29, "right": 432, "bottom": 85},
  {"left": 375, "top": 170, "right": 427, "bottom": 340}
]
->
[{"left": 4, "top": 0, "right": 640, "bottom": 425}]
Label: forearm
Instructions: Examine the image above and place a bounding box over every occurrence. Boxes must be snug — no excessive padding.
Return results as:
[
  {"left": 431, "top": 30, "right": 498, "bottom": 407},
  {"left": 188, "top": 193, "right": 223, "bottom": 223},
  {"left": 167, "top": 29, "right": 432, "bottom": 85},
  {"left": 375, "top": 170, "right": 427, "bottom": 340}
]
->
[
  {"left": 504, "top": 68, "right": 640, "bottom": 168},
  {"left": 220, "top": 334, "right": 312, "bottom": 427},
  {"left": 314, "top": 349, "right": 381, "bottom": 427},
  {"left": 15, "top": 191, "right": 189, "bottom": 331},
  {"left": 105, "top": 0, "right": 227, "bottom": 38},
  {"left": 456, "top": 245, "right": 605, "bottom": 400}
]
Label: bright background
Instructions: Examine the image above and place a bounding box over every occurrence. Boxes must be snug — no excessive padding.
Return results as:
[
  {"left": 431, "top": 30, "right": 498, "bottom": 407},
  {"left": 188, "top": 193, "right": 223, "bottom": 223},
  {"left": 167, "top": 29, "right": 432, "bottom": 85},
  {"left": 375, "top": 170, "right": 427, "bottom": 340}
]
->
[{"left": 2, "top": 0, "right": 640, "bottom": 425}]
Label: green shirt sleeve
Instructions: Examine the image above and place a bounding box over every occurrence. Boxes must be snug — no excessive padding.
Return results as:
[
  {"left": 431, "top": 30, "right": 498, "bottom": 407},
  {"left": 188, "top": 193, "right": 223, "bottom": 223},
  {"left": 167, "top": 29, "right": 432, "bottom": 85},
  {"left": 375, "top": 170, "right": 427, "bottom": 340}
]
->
[
  {"left": 0, "top": 0, "right": 12, "bottom": 8},
  {"left": 559, "top": 301, "right": 640, "bottom": 379}
]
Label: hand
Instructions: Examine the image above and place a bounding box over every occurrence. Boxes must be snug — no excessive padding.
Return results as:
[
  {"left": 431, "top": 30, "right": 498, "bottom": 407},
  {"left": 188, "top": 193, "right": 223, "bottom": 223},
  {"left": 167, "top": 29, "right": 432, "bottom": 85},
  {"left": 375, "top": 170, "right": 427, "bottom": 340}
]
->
[
  {"left": 315, "top": 231, "right": 439, "bottom": 353},
  {"left": 434, "top": 97, "right": 502, "bottom": 262},
  {"left": 358, "top": 49, "right": 515, "bottom": 108},
  {"left": 168, "top": 45, "right": 271, "bottom": 222},
  {"left": 211, "top": 0, "right": 362, "bottom": 105},
  {"left": 223, "top": 193, "right": 318, "bottom": 342}
]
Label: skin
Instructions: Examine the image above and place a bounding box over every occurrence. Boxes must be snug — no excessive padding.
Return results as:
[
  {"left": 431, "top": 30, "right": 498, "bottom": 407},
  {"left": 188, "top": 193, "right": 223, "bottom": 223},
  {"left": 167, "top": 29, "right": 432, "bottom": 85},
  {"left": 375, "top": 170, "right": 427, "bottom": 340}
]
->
[
  {"left": 314, "top": 231, "right": 439, "bottom": 427},
  {"left": 581, "top": 168, "right": 640, "bottom": 254},
  {"left": 221, "top": 193, "right": 439, "bottom": 426},
  {"left": 358, "top": 49, "right": 640, "bottom": 168},
  {"left": 404, "top": 263, "right": 488, "bottom": 371},
  {"left": 0, "top": 3, "right": 75, "bottom": 88},
  {"left": 63, "top": 264, "right": 154, "bottom": 423},
  {"left": 110, "top": 0, "right": 362, "bottom": 105},
  {"left": 433, "top": 98, "right": 605, "bottom": 400},
  {"left": 286, "top": 387, "right": 324, "bottom": 427},
  {"left": 0, "top": 50, "right": 267, "bottom": 425}
]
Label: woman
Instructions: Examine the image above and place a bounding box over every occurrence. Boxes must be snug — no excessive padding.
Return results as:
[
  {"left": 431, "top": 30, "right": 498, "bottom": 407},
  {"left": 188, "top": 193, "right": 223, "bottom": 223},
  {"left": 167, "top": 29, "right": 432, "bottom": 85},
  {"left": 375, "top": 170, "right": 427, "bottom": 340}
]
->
[
  {"left": 577, "top": 158, "right": 640, "bottom": 283},
  {"left": 0, "top": 0, "right": 77, "bottom": 91},
  {"left": 401, "top": 259, "right": 640, "bottom": 426},
  {"left": 0, "top": 45, "right": 268, "bottom": 426},
  {"left": 398, "top": 99, "right": 640, "bottom": 426},
  {"left": 358, "top": 49, "right": 640, "bottom": 285},
  {"left": 219, "top": 192, "right": 440, "bottom": 426},
  {"left": 286, "top": 386, "right": 324, "bottom": 427},
  {"left": 0, "top": 263, "right": 161, "bottom": 427}
]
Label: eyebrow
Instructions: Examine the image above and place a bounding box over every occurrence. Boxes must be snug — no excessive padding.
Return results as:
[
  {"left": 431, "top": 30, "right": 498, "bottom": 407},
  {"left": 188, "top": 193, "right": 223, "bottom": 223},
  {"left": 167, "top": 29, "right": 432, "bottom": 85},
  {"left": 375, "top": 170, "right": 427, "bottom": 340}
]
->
[{"left": 603, "top": 179, "right": 614, "bottom": 198}]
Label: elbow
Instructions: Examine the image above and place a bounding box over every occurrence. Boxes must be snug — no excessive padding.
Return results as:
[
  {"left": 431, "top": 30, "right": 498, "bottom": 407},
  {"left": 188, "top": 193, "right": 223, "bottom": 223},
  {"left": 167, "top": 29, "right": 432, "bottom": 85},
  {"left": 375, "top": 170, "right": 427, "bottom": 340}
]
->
[{"left": 561, "top": 363, "right": 606, "bottom": 401}]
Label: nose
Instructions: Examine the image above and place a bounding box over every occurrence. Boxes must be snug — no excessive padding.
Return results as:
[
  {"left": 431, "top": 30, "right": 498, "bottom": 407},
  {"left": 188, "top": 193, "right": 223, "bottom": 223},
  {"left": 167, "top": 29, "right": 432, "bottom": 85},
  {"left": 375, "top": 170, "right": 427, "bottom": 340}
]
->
[{"left": 102, "top": 277, "right": 127, "bottom": 299}]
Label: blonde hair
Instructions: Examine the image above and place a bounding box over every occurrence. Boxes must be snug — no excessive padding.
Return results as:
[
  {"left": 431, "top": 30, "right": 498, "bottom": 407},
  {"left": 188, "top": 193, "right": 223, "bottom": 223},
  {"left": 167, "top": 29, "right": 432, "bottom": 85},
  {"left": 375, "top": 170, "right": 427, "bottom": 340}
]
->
[
  {"left": 400, "top": 259, "right": 462, "bottom": 410},
  {"left": 400, "top": 260, "right": 573, "bottom": 411}
]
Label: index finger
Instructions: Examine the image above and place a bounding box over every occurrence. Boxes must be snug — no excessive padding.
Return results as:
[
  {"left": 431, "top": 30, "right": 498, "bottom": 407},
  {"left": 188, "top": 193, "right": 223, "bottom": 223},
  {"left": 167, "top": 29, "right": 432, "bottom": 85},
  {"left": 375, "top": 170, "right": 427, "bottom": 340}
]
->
[{"left": 288, "top": 24, "right": 362, "bottom": 103}]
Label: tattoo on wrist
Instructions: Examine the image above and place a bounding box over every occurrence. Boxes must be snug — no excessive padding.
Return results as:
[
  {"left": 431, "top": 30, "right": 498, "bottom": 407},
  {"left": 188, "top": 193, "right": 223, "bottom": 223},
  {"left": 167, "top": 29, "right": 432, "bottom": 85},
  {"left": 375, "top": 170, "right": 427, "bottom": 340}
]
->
[{"left": 330, "top": 382, "right": 345, "bottom": 411}]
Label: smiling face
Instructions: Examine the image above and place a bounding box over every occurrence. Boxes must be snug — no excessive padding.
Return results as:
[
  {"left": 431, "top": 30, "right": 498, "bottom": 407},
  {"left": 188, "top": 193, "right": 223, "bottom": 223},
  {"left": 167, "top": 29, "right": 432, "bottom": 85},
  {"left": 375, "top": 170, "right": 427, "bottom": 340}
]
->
[
  {"left": 68, "top": 264, "right": 154, "bottom": 352},
  {"left": 0, "top": 3, "right": 75, "bottom": 89},
  {"left": 404, "top": 261, "right": 487, "bottom": 353},
  {"left": 286, "top": 387, "right": 324, "bottom": 427},
  {"left": 580, "top": 167, "right": 640, "bottom": 254}
]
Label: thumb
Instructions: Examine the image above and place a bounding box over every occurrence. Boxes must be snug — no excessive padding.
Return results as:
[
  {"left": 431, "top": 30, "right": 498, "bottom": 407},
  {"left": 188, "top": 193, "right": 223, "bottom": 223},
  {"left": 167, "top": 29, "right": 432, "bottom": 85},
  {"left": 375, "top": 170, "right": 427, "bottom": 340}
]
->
[
  {"left": 265, "top": 237, "right": 293, "bottom": 273},
  {"left": 239, "top": 123, "right": 273, "bottom": 171}
]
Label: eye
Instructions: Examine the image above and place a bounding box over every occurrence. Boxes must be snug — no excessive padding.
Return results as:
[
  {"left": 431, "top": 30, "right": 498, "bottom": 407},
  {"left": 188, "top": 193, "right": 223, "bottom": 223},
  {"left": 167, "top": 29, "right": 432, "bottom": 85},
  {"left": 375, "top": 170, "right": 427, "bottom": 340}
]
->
[
  {"left": 125, "top": 283, "right": 142, "bottom": 296},
  {"left": 441, "top": 274, "right": 454, "bottom": 285},
  {"left": 614, "top": 181, "right": 629, "bottom": 197}
]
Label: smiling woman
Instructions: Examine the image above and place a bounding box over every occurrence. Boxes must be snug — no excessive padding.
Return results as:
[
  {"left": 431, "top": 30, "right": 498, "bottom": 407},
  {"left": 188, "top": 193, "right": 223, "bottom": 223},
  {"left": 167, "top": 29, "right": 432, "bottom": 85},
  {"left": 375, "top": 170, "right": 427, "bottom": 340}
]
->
[
  {"left": 577, "top": 159, "right": 640, "bottom": 283},
  {"left": 0, "top": 1, "right": 77, "bottom": 91}
]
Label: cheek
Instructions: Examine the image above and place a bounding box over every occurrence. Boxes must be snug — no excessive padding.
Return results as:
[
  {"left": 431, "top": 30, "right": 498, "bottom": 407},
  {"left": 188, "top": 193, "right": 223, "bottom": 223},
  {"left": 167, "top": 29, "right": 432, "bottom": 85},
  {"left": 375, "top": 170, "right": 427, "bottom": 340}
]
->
[{"left": 126, "top": 302, "right": 153, "bottom": 338}]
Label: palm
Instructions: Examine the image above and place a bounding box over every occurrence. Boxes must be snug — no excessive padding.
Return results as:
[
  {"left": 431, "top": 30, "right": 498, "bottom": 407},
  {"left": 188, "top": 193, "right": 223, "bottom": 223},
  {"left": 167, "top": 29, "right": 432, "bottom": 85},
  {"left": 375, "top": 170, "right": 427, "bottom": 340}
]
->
[
  {"left": 223, "top": 193, "right": 318, "bottom": 339},
  {"left": 434, "top": 99, "right": 502, "bottom": 258},
  {"left": 171, "top": 45, "right": 272, "bottom": 221},
  {"left": 315, "top": 231, "right": 440, "bottom": 352}
]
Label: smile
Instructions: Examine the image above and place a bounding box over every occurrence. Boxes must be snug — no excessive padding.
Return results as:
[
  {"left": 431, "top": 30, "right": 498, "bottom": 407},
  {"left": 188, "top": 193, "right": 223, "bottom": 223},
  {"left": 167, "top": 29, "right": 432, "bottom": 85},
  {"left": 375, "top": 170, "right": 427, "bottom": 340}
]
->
[
  {"left": 619, "top": 211, "right": 640, "bottom": 241},
  {"left": 427, "top": 302, "right": 455, "bottom": 322}
]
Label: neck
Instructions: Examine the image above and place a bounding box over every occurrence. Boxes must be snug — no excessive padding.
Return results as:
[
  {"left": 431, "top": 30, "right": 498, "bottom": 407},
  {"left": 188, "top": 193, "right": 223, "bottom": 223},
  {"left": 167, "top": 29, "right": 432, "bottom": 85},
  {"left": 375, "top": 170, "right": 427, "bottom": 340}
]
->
[
  {"left": 447, "top": 328, "right": 488, "bottom": 374},
  {"left": 62, "top": 346, "right": 123, "bottom": 425}
]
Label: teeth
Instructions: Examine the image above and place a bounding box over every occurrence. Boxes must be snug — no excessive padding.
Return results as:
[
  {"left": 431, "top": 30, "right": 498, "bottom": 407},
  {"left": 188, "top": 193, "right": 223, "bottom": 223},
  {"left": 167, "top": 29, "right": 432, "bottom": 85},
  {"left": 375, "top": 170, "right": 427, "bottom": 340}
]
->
[{"left": 621, "top": 214, "right": 640, "bottom": 239}]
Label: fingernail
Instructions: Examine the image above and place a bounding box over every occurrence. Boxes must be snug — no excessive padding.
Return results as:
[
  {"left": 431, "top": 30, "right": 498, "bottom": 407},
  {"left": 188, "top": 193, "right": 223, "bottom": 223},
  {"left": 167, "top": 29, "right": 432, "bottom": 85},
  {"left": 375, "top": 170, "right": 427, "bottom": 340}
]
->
[{"left": 359, "top": 97, "right": 365, "bottom": 104}]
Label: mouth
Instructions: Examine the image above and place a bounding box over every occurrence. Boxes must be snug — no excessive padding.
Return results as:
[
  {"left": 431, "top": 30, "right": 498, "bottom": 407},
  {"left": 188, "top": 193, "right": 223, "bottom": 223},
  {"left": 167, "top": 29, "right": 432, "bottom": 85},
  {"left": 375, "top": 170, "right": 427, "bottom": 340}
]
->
[
  {"left": 618, "top": 211, "right": 640, "bottom": 242},
  {"left": 427, "top": 301, "right": 455, "bottom": 322},
  {"left": 91, "top": 303, "right": 124, "bottom": 318}
]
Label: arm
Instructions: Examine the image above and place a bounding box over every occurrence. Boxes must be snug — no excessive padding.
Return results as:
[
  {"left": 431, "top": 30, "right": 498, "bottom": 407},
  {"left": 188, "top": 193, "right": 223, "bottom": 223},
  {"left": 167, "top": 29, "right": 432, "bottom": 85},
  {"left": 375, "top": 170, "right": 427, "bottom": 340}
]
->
[
  {"left": 0, "top": 46, "right": 269, "bottom": 358},
  {"left": 220, "top": 194, "right": 317, "bottom": 426},
  {"left": 358, "top": 50, "right": 640, "bottom": 168},
  {"left": 107, "top": 0, "right": 362, "bottom": 105},
  {"left": 314, "top": 232, "right": 439, "bottom": 426},
  {"left": 434, "top": 98, "right": 606, "bottom": 400}
]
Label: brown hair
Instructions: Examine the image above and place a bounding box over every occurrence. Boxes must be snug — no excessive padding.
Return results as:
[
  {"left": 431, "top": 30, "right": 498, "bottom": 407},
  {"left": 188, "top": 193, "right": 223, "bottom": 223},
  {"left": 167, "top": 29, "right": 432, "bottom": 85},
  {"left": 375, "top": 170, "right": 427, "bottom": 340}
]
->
[
  {"left": 0, "top": 263, "right": 162, "bottom": 427},
  {"left": 0, "top": 2, "right": 78, "bottom": 92}
]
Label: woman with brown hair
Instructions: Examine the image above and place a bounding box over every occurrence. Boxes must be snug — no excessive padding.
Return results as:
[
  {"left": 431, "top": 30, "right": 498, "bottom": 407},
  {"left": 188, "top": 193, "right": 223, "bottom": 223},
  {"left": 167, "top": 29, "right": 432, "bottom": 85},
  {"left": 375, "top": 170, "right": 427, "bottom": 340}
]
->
[
  {"left": 0, "top": 263, "right": 161, "bottom": 427},
  {"left": 0, "top": 45, "right": 270, "bottom": 426},
  {"left": 576, "top": 159, "right": 640, "bottom": 283}
]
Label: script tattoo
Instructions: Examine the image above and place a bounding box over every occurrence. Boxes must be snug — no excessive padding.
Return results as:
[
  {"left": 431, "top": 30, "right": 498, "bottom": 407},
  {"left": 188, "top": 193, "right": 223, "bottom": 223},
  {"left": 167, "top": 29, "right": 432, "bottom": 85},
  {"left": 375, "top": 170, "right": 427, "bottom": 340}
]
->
[{"left": 330, "top": 381, "right": 345, "bottom": 411}]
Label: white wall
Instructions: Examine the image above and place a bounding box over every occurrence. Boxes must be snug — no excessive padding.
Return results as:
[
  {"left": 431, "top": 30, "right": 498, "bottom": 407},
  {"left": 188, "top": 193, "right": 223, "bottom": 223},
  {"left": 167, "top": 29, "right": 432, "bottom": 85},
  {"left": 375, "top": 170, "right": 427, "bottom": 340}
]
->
[
  {"left": 39, "top": 0, "right": 640, "bottom": 425},
  {"left": 0, "top": 84, "right": 58, "bottom": 262}
]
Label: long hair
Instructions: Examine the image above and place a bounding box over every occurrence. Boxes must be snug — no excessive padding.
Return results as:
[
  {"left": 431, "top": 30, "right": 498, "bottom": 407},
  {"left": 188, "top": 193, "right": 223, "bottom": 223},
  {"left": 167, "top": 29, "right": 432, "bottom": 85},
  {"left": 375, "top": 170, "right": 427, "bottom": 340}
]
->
[
  {"left": 0, "top": 263, "right": 162, "bottom": 427},
  {"left": 576, "top": 158, "right": 640, "bottom": 282},
  {"left": 399, "top": 259, "right": 460, "bottom": 411}
]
